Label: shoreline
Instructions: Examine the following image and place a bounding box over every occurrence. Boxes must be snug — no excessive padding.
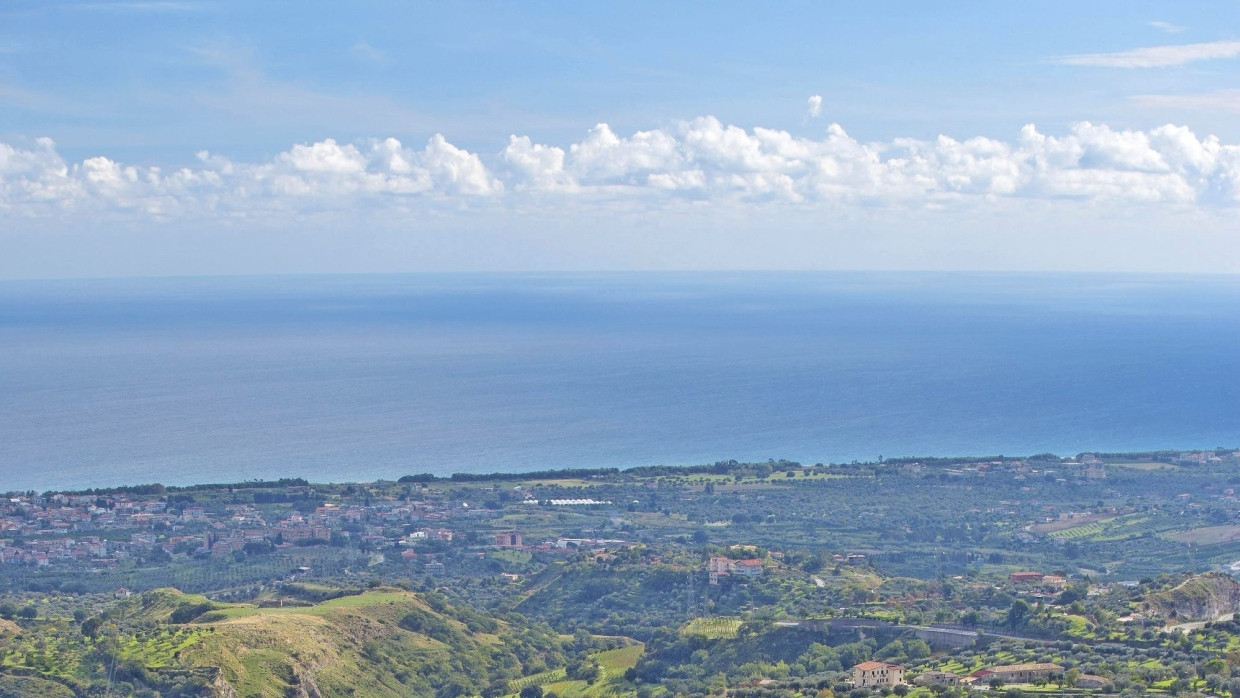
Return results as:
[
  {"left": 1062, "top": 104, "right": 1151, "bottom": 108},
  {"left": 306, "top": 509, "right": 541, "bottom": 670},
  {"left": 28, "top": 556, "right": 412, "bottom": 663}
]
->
[{"left": 12, "top": 447, "right": 1233, "bottom": 496}]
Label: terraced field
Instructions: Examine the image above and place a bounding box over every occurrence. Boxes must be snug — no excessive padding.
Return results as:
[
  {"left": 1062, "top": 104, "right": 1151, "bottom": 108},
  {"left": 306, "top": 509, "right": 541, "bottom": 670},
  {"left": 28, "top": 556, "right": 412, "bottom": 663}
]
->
[
  {"left": 1048, "top": 520, "right": 1111, "bottom": 539},
  {"left": 506, "top": 644, "right": 644, "bottom": 698},
  {"left": 0, "top": 620, "right": 203, "bottom": 683},
  {"left": 508, "top": 667, "right": 568, "bottom": 693},
  {"left": 681, "top": 616, "right": 743, "bottom": 639},
  {"left": 1045, "top": 514, "right": 1179, "bottom": 543}
]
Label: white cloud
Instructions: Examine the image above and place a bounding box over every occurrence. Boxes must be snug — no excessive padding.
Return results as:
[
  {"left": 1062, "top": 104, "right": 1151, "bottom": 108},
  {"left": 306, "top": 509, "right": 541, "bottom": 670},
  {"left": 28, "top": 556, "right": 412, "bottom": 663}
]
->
[
  {"left": 567, "top": 123, "right": 682, "bottom": 184},
  {"left": 1052, "top": 40, "right": 1240, "bottom": 68},
  {"left": 807, "top": 94, "right": 823, "bottom": 118},
  {"left": 279, "top": 138, "right": 367, "bottom": 174},
  {"left": 500, "top": 135, "right": 569, "bottom": 189},
  {"left": 1147, "top": 20, "right": 1186, "bottom": 34},
  {"left": 3, "top": 119, "right": 1240, "bottom": 225},
  {"left": 422, "top": 134, "right": 502, "bottom": 195}
]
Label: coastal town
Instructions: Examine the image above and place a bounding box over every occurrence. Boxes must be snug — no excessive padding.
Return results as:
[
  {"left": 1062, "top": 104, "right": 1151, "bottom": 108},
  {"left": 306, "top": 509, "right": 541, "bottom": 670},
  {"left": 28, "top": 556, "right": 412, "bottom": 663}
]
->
[
  {"left": 2, "top": 453, "right": 1240, "bottom": 696},
  {"left": 2, "top": 449, "right": 1240, "bottom": 587},
  {"left": 3, "top": 450, "right": 1238, "bottom": 579},
  {"left": 0, "top": 481, "right": 618, "bottom": 575}
]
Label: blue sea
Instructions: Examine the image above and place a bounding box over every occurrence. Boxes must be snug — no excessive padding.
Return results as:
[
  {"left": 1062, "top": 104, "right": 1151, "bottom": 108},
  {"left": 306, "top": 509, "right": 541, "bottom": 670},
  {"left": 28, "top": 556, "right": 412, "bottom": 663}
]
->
[{"left": 1, "top": 272, "right": 1238, "bottom": 492}]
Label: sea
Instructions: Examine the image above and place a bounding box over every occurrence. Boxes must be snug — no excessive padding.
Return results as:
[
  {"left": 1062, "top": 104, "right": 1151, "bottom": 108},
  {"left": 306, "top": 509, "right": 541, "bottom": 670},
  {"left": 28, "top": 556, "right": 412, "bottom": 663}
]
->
[{"left": 1, "top": 272, "right": 1238, "bottom": 493}]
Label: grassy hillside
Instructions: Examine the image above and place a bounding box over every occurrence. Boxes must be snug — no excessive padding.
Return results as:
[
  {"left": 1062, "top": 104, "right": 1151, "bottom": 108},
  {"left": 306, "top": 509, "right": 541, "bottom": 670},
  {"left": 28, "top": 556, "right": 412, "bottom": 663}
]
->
[
  {"left": 176, "top": 587, "right": 587, "bottom": 697},
  {"left": 181, "top": 590, "right": 487, "bottom": 696},
  {"left": 0, "top": 673, "right": 77, "bottom": 698},
  {"left": 1, "top": 586, "right": 620, "bottom": 697}
]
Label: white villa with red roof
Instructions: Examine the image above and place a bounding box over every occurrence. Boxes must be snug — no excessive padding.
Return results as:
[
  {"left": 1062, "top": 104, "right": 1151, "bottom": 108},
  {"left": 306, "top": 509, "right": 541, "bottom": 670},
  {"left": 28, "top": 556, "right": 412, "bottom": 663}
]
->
[{"left": 707, "top": 556, "right": 766, "bottom": 584}]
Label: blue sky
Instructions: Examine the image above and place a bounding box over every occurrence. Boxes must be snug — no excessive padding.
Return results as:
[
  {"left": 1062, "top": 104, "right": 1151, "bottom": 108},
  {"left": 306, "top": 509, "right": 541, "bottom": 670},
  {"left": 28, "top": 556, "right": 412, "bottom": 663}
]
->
[{"left": 2, "top": 1, "right": 1240, "bottom": 277}]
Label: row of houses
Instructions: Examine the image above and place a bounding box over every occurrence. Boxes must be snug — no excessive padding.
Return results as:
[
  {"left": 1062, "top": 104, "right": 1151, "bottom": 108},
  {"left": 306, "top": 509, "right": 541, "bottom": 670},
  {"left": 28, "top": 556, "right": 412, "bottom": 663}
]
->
[{"left": 856, "top": 661, "right": 1108, "bottom": 690}]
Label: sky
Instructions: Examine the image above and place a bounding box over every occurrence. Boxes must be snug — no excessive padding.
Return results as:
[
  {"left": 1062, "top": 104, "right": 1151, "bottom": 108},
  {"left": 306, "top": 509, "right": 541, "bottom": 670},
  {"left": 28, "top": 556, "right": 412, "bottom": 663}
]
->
[{"left": 2, "top": 0, "right": 1240, "bottom": 278}]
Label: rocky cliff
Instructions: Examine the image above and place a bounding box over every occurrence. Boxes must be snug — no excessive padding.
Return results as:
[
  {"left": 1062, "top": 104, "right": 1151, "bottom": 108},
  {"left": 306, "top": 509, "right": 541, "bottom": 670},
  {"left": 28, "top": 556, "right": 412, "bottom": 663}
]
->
[{"left": 1145, "top": 573, "right": 1240, "bottom": 621}]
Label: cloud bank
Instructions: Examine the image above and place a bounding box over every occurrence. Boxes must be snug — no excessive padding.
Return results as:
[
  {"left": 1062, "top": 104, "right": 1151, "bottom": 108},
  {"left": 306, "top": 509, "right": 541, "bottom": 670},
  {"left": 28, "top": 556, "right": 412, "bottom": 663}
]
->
[{"left": 3, "top": 118, "right": 1240, "bottom": 226}]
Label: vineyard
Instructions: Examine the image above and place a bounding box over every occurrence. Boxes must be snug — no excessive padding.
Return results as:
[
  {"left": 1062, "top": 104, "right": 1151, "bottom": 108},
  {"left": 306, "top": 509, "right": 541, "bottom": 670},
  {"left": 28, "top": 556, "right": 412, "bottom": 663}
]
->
[
  {"left": 1047, "top": 515, "right": 1176, "bottom": 543},
  {"left": 680, "top": 616, "right": 743, "bottom": 639},
  {"left": 505, "top": 645, "right": 644, "bottom": 698},
  {"left": 1047, "top": 520, "right": 1109, "bottom": 539},
  {"left": 507, "top": 667, "right": 568, "bottom": 694}
]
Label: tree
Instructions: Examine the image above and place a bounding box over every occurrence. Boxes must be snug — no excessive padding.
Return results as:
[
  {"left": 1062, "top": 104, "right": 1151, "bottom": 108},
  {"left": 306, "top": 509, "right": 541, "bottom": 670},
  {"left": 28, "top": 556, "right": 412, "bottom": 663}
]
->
[
  {"left": 566, "top": 659, "right": 601, "bottom": 684},
  {"left": 905, "top": 639, "right": 931, "bottom": 660},
  {"left": 519, "top": 685, "right": 544, "bottom": 698},
  {"left": 81, "top": 615, "right": 103, "bottom": 638},
  {"left": 1007, "top": 599, "right": 1032, "bottom": 628},
  {"left": 1065, "top": 669, "right": 1081, "bottom": 688}
]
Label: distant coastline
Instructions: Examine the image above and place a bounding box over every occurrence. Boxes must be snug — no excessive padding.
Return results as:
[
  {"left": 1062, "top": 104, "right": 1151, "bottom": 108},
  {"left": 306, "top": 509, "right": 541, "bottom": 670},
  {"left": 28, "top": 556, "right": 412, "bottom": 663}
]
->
[{"left": 14, "top": 448, "right": 1235, "bottom": 496}]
